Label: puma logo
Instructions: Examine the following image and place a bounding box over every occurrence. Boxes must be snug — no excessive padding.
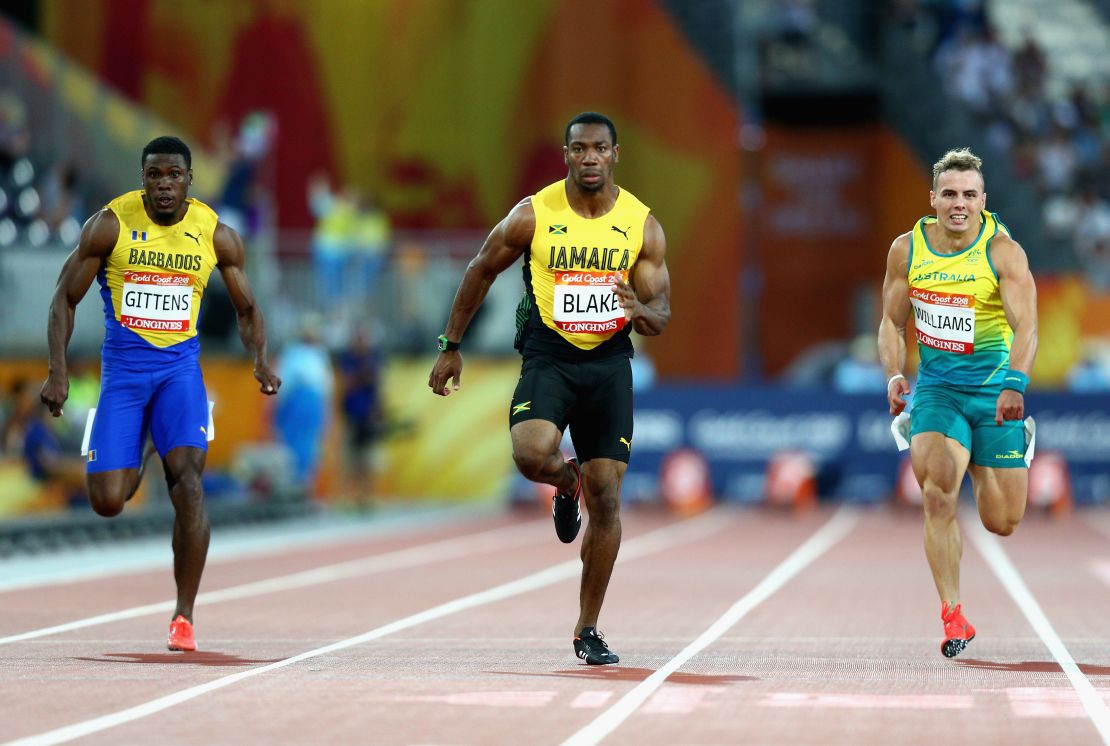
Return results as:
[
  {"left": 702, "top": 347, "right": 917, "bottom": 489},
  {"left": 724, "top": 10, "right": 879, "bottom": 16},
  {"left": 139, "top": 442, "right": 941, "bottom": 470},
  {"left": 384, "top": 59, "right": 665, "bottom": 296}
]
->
[
  {"left": 620, "top": 437, "right": 632, "bottom": 451},
  {"left": 183, "top": 231, "right": 201, "bottom": 245},
  {"left": 611, "top": 225, "right": 629, "bottom": 240}
]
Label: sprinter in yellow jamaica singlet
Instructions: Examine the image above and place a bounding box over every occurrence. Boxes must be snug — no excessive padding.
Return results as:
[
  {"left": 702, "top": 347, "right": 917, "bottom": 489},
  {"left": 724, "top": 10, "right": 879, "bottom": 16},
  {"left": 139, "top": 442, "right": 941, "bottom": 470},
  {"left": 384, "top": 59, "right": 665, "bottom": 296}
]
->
[
  {"left": 40, "top": 137, "right": 281, "bottom": 653},
  {"left": 428, "top": 113, "right": 672, "bottom": 665},
  {"left": 878, "top": 148, "right": 1038, "bottom": 659}
]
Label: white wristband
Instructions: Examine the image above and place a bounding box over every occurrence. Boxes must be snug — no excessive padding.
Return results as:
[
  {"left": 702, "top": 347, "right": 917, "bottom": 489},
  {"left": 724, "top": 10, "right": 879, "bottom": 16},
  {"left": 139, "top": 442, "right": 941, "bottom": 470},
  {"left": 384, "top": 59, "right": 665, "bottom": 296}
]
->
[{"left": 887, "top": 373, "right": 906, "bottom": 388}]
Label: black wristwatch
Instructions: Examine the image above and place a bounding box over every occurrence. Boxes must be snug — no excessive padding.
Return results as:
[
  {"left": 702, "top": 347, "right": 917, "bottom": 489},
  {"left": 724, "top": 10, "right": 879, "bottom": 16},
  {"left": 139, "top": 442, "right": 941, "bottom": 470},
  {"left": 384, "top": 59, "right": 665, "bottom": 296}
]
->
[{"left": 437, "top": 334, "right": 461, "bottom": 352}]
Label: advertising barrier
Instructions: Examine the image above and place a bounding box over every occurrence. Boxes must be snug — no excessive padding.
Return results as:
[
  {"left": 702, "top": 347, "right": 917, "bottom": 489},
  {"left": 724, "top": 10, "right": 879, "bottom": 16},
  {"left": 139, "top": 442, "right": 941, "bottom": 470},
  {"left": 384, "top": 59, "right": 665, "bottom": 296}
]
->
[{"left": 628, "top": 387, "right": 1110, "bottom": 505}]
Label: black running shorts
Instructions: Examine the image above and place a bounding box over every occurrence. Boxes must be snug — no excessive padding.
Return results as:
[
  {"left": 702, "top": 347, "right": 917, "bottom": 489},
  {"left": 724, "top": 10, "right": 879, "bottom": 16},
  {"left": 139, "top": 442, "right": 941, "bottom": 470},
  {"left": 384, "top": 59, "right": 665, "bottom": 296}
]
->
[{"left": 508, "top": 354, "right": 634, "bottom": 464}]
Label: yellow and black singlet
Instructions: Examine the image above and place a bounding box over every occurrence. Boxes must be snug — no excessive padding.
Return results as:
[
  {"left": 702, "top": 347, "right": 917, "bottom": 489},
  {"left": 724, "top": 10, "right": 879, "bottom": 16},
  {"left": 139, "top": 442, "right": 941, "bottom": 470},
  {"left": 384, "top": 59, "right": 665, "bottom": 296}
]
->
[
  {"left": 515, "top": 180, "right": 651, "bottom": 359},
  {"left": 97, "top": 190, "right": 219, "bottom": 365},
  {"left": 907, "top": 210, "right": 1014, "bottom": 387}
]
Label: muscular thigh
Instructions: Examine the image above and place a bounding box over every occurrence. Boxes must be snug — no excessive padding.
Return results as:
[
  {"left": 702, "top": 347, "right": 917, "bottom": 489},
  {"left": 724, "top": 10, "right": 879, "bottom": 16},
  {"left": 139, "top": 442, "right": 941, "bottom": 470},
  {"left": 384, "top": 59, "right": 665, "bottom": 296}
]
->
[
  {"left": 910, "top": 431, "right": 970, "bottom": 494},
  {"left": 567, "top": 357, "right": 633, "bottom": 464},
  {"left": 969, "top": 463, "right": 1027, "bottom": 519},
  {"left": 149, "top": 361, "right": 209, "bottom": 458},
  {"left": 87, "top": 367, "right": 153, "bottom": 473},
  {"left": 509, "top": 355, "right": 576, "bottom": 432},
  {"left": 910, "top": 384, "right": 973, "bottom": 453}
]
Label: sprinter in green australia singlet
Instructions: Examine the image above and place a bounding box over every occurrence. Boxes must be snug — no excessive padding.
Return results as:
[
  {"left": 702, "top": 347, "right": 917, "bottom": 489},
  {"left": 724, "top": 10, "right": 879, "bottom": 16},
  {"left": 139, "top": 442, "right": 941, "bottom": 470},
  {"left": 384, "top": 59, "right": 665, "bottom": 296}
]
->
[
  {"left": 878, "top": 148, "right": 1038, "bottom": 660},
  {"left": 429, "top": 112, "right": 671, "bottom": 665}
]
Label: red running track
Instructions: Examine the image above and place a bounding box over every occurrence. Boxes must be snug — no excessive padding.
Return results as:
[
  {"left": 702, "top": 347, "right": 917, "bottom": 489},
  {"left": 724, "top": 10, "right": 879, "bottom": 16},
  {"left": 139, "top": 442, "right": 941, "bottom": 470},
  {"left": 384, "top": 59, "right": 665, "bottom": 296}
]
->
[{"left": 1, "top": 504, "right": 1109, "bottom": 745}]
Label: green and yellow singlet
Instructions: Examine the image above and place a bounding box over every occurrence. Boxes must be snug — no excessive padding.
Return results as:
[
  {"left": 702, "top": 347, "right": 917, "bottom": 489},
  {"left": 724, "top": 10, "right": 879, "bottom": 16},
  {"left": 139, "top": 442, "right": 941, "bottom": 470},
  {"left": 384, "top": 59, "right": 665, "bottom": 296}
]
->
[
  {"left": 97, "top": 191, "right": 218, "bottom": 363},
  {"left": 907, "top": 210, "right": 1014, "bottom": 387},
  {"left": 515, "top": 180, "right": 650, "bottom": 359}
]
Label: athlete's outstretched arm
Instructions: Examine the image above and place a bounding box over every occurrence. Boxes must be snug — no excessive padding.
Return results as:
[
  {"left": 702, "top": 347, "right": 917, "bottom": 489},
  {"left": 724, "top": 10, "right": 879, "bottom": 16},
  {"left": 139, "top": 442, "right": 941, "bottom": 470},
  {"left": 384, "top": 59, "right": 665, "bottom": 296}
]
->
[
  {"left": 878, "top": 234, "right": 912, "bottom": 416},
  {"left": 993, "top": 234, "right": 1038, "bottom": 423},
  {"left": 615, "top": 214, "right": 671, "bottom": 336},
  {"left": 41, "top": 209, "right": 119, "bottom": 416},
  {"left": 427, "top": 199, "right": 534, "bottom": 396},
  {"left": 214, "top": 223, "right": 280, "bottom": 396}
]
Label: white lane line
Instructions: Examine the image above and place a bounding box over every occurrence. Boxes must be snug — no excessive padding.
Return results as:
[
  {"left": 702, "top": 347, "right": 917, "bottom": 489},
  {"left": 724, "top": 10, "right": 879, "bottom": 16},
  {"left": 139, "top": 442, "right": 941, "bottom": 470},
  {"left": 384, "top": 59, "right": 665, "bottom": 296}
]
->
[
  {"left": 3, "top": 510, "right": 731, "bottom": 746},
  {"left": 967, "top": 519, "right": 1110, "bottom": 746},
  {"left": 0, "top": 520, "right": 544, "bottom": 646},
  {"left": 1091, "top": 559, "right": 1110, "bottom": 589},
  {"left": 0, "top": 506, "right": 494, "bottom": 593},
  {"left": 561, "top": 506, "right": 859, "bottom": 746},
  {"left": 1086, "top": 515, "right": 1110, "bottom": 544}
]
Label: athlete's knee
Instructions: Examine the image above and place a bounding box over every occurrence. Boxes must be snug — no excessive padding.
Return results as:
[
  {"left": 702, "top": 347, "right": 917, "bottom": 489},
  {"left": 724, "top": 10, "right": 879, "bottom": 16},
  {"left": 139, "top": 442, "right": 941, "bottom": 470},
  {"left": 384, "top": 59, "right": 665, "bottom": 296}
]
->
[
  {"left": 511, "top": 448, "right": 549, "bottom": 482},
  {"left": 986, "top": 521, "right": 1015, "bottom": 536},
  {"left": 87, "top": 485, "right": 125, "bottom": 517},
  {"left": 166, "top": 467, "right": 204, "bottom": 508},
  {"left": 921, "top": 482, "right": 957, "bottom": 521},
  {"left": 982, "top": 513, "right": 1017, "bottom": 536},
  {"left": 585, "top": 487, "right": 621, "bottom": 525}
]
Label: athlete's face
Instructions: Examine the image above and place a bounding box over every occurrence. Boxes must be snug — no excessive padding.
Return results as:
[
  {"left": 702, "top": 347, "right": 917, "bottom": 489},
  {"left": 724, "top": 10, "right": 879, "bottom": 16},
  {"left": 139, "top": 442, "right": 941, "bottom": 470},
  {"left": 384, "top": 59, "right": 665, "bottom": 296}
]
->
[
  {"left": 141, "top": 153, "right": 192, "bottom": 223},
  {"left": 564, "top": 124, "right": 618, "bottom": 193},
  {"left": 930, "top": 169, "right": 986, "bottom": 235}
]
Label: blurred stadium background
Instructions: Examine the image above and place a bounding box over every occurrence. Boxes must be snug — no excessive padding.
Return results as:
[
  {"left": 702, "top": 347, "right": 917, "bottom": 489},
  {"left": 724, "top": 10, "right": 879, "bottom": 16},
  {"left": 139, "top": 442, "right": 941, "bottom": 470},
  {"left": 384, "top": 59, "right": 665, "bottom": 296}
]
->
[{"left": 0, "top": 0, "right": 1107, "bottom": 548}]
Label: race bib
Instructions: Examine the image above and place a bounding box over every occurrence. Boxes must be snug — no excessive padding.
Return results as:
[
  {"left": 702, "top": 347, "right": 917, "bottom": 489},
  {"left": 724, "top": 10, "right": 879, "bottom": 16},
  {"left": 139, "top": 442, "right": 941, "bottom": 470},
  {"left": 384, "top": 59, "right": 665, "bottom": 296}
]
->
[
  {"left": 552, "top": 271, "right": 627, "bottom": 334},
  {"left": 910, "top": 286, "right": 975, "bottom": 354},
  {"left": 120, "top": 270, "right": 194, "bottom": 332}
]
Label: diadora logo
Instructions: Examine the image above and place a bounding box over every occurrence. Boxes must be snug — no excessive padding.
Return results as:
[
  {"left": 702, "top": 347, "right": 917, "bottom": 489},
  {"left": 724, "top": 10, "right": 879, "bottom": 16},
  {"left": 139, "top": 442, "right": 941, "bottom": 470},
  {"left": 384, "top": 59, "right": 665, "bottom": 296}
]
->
[
  {"left": 995, "top": 450, "right": 1024, "bottom": 460},
  {"left": 611, "top": 225, "right": 629, "bottom": 240},
  {"left": 184, "top": 231, "right": 201, "bottom": 245},
  {"left": 549, "top": 225, "right": 567, "bottom": 235},
  {"left": 512, "top": 401, "right": 531, "bottom": 416},
  {"left": 131, "top": 230, "right": 148, "bottom": 241},
  {"left": 619, "top": 437, "right": 632, "bottom": 451}
]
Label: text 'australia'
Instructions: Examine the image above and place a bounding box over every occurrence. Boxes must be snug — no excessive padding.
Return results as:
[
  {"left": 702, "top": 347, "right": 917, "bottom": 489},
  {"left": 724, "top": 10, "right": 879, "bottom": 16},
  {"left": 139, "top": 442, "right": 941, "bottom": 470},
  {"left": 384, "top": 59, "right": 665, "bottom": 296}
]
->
[{"left": 549, "top": 245, "right": 630, "bottom": 271}]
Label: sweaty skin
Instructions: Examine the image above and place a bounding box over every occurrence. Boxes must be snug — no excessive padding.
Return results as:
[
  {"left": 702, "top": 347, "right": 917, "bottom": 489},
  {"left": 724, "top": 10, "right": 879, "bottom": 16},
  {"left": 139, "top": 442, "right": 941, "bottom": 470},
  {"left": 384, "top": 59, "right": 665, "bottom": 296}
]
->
[
  {"left": 427, "top": 121, "right": 671, "bottom": 639},
  {"left": 877, "top": 167, "right": 1037, "bottom": 613},
  {"left": 41, "top": 151, "right": 281, "bottom": 626}
]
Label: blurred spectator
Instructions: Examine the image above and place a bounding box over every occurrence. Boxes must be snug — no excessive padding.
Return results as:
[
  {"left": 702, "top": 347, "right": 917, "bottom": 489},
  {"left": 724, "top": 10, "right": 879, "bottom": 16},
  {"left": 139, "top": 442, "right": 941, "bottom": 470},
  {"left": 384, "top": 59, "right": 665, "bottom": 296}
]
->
[
  {"left": 630, "top": 335, "right": 656, "bottom": 393},
  {"left": 350, "top": 190, "right": 391, "bottom": 298},
  {"left": 1067, "top": 339, "right": 1110, "bottom": 392},
  {"left": 215, "top": 111, "right": 276, "bottom": 240},
  {"left": 1, "top": 378, "right": 87, "bottom": 506},
  {"left": 918, "top": 9, "right": 1108, "bottom": 270},
  {"left": 1074, "top": 188, "right": 1110, "bottom": 290},
  {"left": 0, "top": 90, "right": 30, "bottom": 169},
  {"left": 336, "top": 324, "right": 384, "bottom": 505},
  {"left": 308, "top": 174, "right": 390, "bottom": 311},
  {"left": 308, "top": 172, "right": 358, "bottom": 311},
  {"left": 37, "top": 162, "right": 86, "bottom": 246},
  {"left": 274, "top": 312, "right": 334, "bottom": 491},
  {"left": 832, "top": 334, "right": 886, "bottom": 394},
  {"left": 59, "top": 355, "right": 100, "bottom": 452}
]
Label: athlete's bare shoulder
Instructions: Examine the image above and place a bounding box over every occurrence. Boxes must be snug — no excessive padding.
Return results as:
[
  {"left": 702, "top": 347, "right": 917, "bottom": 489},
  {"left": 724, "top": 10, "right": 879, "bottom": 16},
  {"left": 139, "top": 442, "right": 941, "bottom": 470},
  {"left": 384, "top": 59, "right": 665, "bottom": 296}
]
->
[
  {"left": 988, "top": 231, "right": 1031, "bottom": 277},
  {"left": 501, "top": 197, "right": 536, "bottom": 248},
  {"left": 988, "top": 230, "right": 1025, "bottom": 257},
  {"left": 886, "top": 230, "right": 911, "bottom": 271},
  {"left": 78, "top": 208, "right": 121, "bottom": 258},
  {"left": 213, "top": 221, "right": 246, "bottom": 266}
]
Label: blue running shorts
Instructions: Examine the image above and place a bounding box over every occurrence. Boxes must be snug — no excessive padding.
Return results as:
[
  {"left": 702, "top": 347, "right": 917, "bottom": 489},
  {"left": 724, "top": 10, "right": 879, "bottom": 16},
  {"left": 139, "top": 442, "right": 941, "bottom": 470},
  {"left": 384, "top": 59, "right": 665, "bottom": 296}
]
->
[{"left": 86, "top": 358, "right": 209, "bottom": 473}]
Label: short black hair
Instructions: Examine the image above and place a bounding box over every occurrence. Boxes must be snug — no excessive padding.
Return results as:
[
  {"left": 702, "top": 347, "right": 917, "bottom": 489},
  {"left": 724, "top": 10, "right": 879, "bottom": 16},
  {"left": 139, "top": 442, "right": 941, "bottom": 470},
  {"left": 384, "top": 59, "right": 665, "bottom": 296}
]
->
[
  {"left": 142, "top": 136, "right": 192, "bottom": 169},
  {"left": 564, "top": 112, "right": 617, "bottom": 147}
]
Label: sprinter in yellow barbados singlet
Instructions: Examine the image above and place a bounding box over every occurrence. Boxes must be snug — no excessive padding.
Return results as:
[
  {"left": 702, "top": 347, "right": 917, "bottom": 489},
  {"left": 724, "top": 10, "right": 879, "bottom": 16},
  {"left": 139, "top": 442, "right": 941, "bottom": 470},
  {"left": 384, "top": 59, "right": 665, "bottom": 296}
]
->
[
  {"left": 428, "top": 113, "right": 671, "bottom": 665},
  {"left": 41, "top": 137, "right": 280, "bottom": 652},
  {"left": 878, "top": 148, "right": 1038, "bottom": 659}
]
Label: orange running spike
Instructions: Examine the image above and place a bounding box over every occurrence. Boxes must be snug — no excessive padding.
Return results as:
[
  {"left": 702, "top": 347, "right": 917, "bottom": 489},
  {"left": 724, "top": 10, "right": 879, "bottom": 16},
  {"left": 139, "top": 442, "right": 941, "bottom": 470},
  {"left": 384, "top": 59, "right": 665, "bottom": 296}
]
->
[
  {"left": 167, "top": 614, "right": 197, "bottom": 652},
  {"left": 940, "top": 602, "right": 975, "bottom": 658}
]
